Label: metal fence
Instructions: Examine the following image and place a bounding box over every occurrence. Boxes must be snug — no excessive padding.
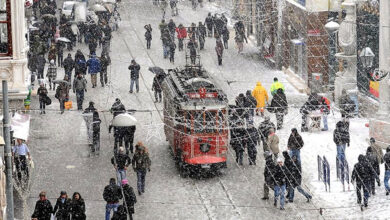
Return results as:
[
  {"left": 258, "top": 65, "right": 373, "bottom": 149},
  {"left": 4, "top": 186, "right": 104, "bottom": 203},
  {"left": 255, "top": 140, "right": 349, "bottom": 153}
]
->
[{"left": 318, "top": 155, "right": 330, "bottom": 192}]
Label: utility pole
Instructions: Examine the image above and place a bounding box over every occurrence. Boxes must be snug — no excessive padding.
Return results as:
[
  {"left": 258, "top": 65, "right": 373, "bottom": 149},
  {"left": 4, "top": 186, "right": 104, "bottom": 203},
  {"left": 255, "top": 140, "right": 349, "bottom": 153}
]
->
[
  {"left": 2, "top": 80, "right": 14, "bottom": 220},
  {"left": 276, "top": 0, "right": 284, "bottom": 70}
]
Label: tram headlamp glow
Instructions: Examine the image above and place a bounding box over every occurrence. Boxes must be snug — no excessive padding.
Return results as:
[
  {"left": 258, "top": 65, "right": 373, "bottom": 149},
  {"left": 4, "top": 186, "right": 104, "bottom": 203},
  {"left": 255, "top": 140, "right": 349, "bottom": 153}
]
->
[{"left": 200, "top": 143, "right": 211, "bottom": 153}]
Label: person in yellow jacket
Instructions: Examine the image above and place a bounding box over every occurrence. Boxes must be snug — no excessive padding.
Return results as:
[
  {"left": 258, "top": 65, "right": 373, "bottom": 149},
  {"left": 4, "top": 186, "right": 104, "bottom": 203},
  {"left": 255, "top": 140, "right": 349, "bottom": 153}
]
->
[
  {"left": 270, "top": 77, "right": 285, "bottom": 96},
  {"left": 252, "top": 82, "right": 269, "bottom": 116}
]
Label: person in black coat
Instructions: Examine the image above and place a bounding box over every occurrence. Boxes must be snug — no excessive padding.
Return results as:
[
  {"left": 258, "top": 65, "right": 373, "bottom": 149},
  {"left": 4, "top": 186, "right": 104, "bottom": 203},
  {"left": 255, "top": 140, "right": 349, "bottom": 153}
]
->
[
  {"left": 273, "top": 158, "right": 287, "bottom": 210},
  {"left": 122, "top": 179, "right": 137, "bottom": 220},
  {"left": 103, "top": 178, "right": 123, "bottom": 220},
  {"left": 245, "top": 90, "right": 257, "bottom": 125},
  {"left": 144, "top": 24, "right": 152, "bottom": 49},
  {"left": 352, "top": 155, "right": 371, "bottom": 207},
  {"left": 230, "top": 121, "right": 246, "bottom": 165},
  {"left": 269, "top": 88, "right": 288, "bottom": 130},
  {"left": 287, "top": 128, "right": 304, "bottom": 164},
  {"left": 258, "top": 116, "right": 276, "bottom": 153},
  {"left": 123, "top": 125, "right": 136, "bottom": 154},
  {"left": 111, "top": 205, "right": 127, "bottom": 220},
  {"left": 246, "top": 125, "right": 260, "bottom": 165},
  {"left": 128, "top": 60, "right": 141, "bottom": 93},
  {"left": 53, "top": 191, "right": 71, "bottom": 220},
  {"left": 31, "top": 191, "right": 53, "bottom": 220},
  {"left": 284, "top": 152, "right": 312, "bottom": 203},
  {"left": 111, "top": 147, "right": 131, "bottom": 186},
  {"left": 235, "top": 93, "right": 247, "bottom": 120},
  {"left": 70, "top": 192, "right": 86, "bottom": 220},
  {"left": 74, "top": 50, "right": 86, "bottom": 76},
  {"left": 300, "top": 93, "right": 321, "bottom": 132},
  {"left": 366, "top": 147, "right": 379, "bottom": 195},
  {"left": 152, "top": 75, "right": 164, "bottom": 103},
  {"left": 334, "top": 121, "right": 350, "bottom": 162},
  {"left": 262, "top": 152, "right": 275, "bottom": 200},
  {"left": 338, "top": 89, "right": 356, "bottom": 119},
  {"left": 92, "top": 111, "right": 102, "bottom": 153}
]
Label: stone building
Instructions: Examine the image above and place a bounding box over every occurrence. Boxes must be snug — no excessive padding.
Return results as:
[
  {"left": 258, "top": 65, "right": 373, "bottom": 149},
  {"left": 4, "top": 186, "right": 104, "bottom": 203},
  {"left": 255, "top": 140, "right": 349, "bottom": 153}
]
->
[{"left": 0, "top": 0, "right": 29, "bottom": 99}]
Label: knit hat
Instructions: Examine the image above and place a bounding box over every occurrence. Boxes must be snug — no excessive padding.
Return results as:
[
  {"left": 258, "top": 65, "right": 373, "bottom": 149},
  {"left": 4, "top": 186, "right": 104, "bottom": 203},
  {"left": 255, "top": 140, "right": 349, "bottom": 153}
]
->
[
  {"left": 277, "top": 157, "right": 283, "bottom": 163},
  {"left": 121, "top": 179, "right": 129, "bottom": 185}
]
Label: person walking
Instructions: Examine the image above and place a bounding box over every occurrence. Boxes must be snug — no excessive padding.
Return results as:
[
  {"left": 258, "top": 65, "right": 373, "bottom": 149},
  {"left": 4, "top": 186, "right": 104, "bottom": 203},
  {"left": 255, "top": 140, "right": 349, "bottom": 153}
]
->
[
  {"left": 252, "top": 82, "right": 268, "bottom": 116},
  {"left": 55, "top": 76, "right": 70, "bottom": 114},
  {"left": 161, "top": 29, "right": 171, "bottom": 59},
  {"left": 74, "top": 50, "right": 87, "bottom": 76},
  {"left": 270, "top": 77, "right": 285, "bottom": 96},
  {"left": 287, "top": 128, "right": 304, "bottom": 164},
  {"left": 235, "top": 33, "right": 244, "bottom": 53},
  {"left": 70, "top": 192, "right": 86, "bottom": 220},
  {"left": 230, "top": 121, "right": 246, "bottom": 165},
  {"left": 319, "top": 95, "right": 331, "bottom": 131},
  {"left": 37, "top": 83, "right": 48, "bottom": 114},
  {"left": 103, "top": 178, "right": 123, "bottom": 220},
  {"left": 176, "top": 24, "right": 187, "bottom": 51},
  {"left": 12, "top": 139, "right": 31, "bottom": 183},
  {"left": 31, "top": 191, "right": 53, "bottom": 220},
  {"left": 369, "top": 137, "right": 384, "bottom": 186},
  {"left": 73, "top": 73, "right": 87, "bottom": 110},
  {"left": 300, "top": 93, "right": 321, "bottom": 132},
  {"left": 262, "top": 152, "right": 275, "bottom": 200},
  {"left": 273, "top": 157, "right": 287, "bottom": 210},
  {"left": 244, "top": 90, "right": 257, "bottom": 125},
  {"left": 100, "top": 53, "right": 111, "bottom": 87},
  {"left": 267, "top": 128, "right": 280, "bottom": 159},
  {"left": 205, "top": 13, "right": 214, "bottom": 37},
  {"left": 246, "top": 124, "right": 260, "bottom": 165},
  {"left": 46, "top": 59, "right": 57, "bottom": 90},
  {"left": 144, "top": 24, "right": 152, "bottom": 49},
  {"left": 53, "top": 191, "right": 71, "bottom": 220},
  {"left": 63, "top": 53, "right": 75, "bottom": 82},
  {"left": 128, "top": 60, "right": 141, "bottom": 93},
  {"left": 187, "top": 38, "right": 198, "bottom": 64},
  {"left": 57, "top": 41, "right": 64, "bottom": 67},
  {"left": 111, "top": 147, "right": 131, "bottom": 186},
  {"left": 352, "top": 155, "right": 371, "bottom": 208},
  {"left": 152, "top": 75, "right": 163, "bottom": 103},
  {"left": 333, "top": 120, "right": 350, "bottom": 182},
  {"left": 269, "top": 88, "right": 288, "bottom": 130},
  {"left": 121, "top": 179, "right": 137, "bottom": 220},
  {"left": 168, "top": 19, "right": 176, "bottom": 41},
  {"left": 222, "top": 25, "right": 230, "bottom": 49},
  {"left": 384, "top": 146, "right": 390, "bottom": 196},
  {"left": 284, "top": 152, "right": 312, "bottom": 203},
  {"left": 169, "top": 41, "right": 176, "bottom": 63},
  {"left": 339, "top": 89, "right": 356, "bottom": 120},
  {"left": 48, "top": 44, "right": 57, "bottom": 65},
  {"left": 123, "top": 125, "right": 136, "bottom": 154},
  {"left": 87, "top": 53, "right": 101, "bottom": 88},
  {"left": 132, "top": 142, "right": 152, "bottom": 195},
  {"left": 92, "top": 111, "right": 101, "bottom": 154},
  {"left": 37, "top": 54, "right": 46, "bottom": 79},
  {"left": 215, "top": 37, "right": 224, "bottom": 65},
  {"left": 366, "top": 147, "right": 379, "bottom": 195},
  {"left": 258, "top": 116, "right": 275, "bottom": 153},
  {"left": 198, "top": 22, "right": 206, "bottom": 50}
]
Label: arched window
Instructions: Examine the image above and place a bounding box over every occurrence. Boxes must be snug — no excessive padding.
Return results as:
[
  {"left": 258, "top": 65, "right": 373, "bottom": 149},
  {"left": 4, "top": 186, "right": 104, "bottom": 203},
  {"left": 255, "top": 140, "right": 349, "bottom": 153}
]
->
[{"left": 0, "top": 0, "right": 11, "bottom": 56}]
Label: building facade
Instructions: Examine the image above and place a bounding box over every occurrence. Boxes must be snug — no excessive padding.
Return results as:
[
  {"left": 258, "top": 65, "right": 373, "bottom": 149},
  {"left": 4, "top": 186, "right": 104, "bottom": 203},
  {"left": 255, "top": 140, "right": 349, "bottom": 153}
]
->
[{"left": 0, "top": 0, "right": 29, "bottom": 99}]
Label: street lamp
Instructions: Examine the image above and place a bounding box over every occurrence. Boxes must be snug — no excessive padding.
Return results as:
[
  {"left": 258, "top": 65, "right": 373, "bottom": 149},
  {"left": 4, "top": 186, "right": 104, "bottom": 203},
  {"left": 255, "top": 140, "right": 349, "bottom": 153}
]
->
[
  {"left": 325, "top": 20, "right": 340, "bottom": 91},
  {"left": 359, "top": 47, "right": 375, "bottom": 68}
]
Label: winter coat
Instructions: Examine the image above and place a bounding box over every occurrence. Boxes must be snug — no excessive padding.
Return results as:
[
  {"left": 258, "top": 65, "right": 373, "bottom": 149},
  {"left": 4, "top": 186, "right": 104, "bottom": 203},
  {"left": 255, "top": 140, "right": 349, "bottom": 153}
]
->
[
  {"left": 222, "top": 27, "right": 230, "bottom": 41},
  {"left": 103, "top": 183, "right": 123, "bottom": 203},
  {"left": 366, "top": 149, "right": 379, "bottom": 175},
  {"left": 245, "top": 127, "right": 260, "bottom": 147},
  {"left": 168, "top": 21, "right": 176, "bottom": 33},
  {"left": 273, "top": 164, "right": 287, "bottom": 186},
  {"left": 339, "top": 94, "right": 356, "bottom": 116},
  {"left": 187, "top": 41, "right": 198, "bottom": 56},
  {"left": 300, "top": 95, "right": 321, "bottom": 115},
  {"left": 111, "top": 205, "right": 127, "bottom": 220},
  {"left": 320, "top": 96, "right": 330, "bottom": 115},
  {"left": 145, "top": 30, "right": 152, "bottom": 40},
  {"left": 252, "top": 82, "right": 268, "bottom": 108},
  {"left": 270, "top": 81, "right": 285, "bottom": 96},
  {"left": 73, "top": 77, "right": 87, "bottom": 92},
  {"left": 159, "top": 22, "right": 168, "bottom": 34},
  {"left": 53, "top": 197, "right": 71, "bottom": 218},
  {"left": 269, "top": 88, "right": 288, "bottom": 114},
  {"left": 245, "top": 94, "right": 257, "bottom": 109},
  {"left": 287, "top": 133, "right": 304, "bottom": 150},
  {"left": 132, "top": 148, "right": 151, "bottom": 172},
  {"left": 74, "top": 53, "right": 86, "bottom": 74},
  {"left": 31, "top": 199, "right": 53, "bottom": 220},
  {"left": 283, "top": 152, "right": 301, "bottom": 187},
  {"left": 122, "top": 184, "right": 137, "bottom": 213},
  {"left": 128, "top": 63, "right": 141, "bottom": 79},
  {"left": 176, "top": 27, "right": 187, "bottom": 39},
  {"left": 384, "top": 147, "right": 390, "bottom": 171},
  {"left": 198, "top": 25, "right": 207, "bottom": 38},
  {"left": 100, "top": 55, "right": 111, "bottom": 72},
  {"left": 123, "top": 126, "right": 136, "bottom": 143},
  {"left": 370, "top": 143, "right": 384, "bottom": 164},
  {"left": 87, "top": 55, "right": 101, "bottom": 74},
  {"left": 258, "top": 120, "right": 276, "bottom": 140},
  {"left": 215, "top": 40, "right": 224, "bottom": 56},
  {"left": 46, "top": 64, "right": 57, "bottom": 79},
  {"left": 333, "top": 122, "right": 350, "bottom": 145},
  {"left": 111, "top": 101, "right": 126, "bottom": 117},
  {"left": 48, "top": 46, "right": 57, "bottom": 61},
  {"left": 152, "top": 76, "right": 163, "bottom": 92},
  {"left": 230, "top": 126, "right": 246, "bottom": 151},
  {"left": 38, "top": 87, "right": 48, "bottom": 102},
  {"left": 264, "top": 155, "right": 275, "bottom": 186},
  {"left": 63, "top": 56, "right": 75, "bottom": 73},
  {"left": 37, "top": 55, "right": 46, "bottom": 72},
  {"left": 55, "top": 82, "right": 69, "bottom": 101},
  {"left": 267, "top": 132, "right": 279, "bottom": 155},
  {"left": 352, "top": 155, "right": 371, "bottom": 185},
  {"left": 70, "top": 198, "right": 86, "bottom": 220},
  {"left": 111, "top": 153, "right": 131, "bottom": 170}
]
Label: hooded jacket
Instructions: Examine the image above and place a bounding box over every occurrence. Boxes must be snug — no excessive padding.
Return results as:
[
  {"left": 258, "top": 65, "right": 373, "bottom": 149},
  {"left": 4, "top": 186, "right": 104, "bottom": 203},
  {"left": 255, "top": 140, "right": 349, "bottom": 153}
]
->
[
  {"left": 287, "top": 130, "right": 304, "bottom": 150},
  {"left": 267, "top": 132, "right": 280, "bottom": 154},
  {"left": 352, "top": 155, "right": 371, "bottom": 184},
  {"left": 87, "top": 54, "right": 101, "bottom": 74},
  {"left": 270, "top": 88, "right": 288, "bottom": 113},
  {"left": 384, "top": 146, "right": 390, "bottom": 171},
  {"left": 270, "top": 80, "right": 285, "bottom": 96},
  {"left": 252, "top": 82, "right": 268, "bottom": 108},
  {"left": 333, "top": 121, "right": 350, "bottom": 145}
]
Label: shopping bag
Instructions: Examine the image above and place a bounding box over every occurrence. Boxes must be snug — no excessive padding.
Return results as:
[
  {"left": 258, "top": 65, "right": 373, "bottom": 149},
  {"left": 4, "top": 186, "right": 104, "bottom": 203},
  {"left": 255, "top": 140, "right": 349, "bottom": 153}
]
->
[
  {"left": 64, "top": 101, "right": 73, "bottom": 110},
  {"left": 50, "top": 214, "right": 55, "bottom": 220},
  {"left": 44, "top": 96, "right": 52, "bottom": 105}
]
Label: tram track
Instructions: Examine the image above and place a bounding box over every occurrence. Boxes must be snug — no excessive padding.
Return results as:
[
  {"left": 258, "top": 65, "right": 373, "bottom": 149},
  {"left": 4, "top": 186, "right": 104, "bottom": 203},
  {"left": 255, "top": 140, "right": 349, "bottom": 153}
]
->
[{"left": 118, "top": 1, "right": 242, "bottom": 219}]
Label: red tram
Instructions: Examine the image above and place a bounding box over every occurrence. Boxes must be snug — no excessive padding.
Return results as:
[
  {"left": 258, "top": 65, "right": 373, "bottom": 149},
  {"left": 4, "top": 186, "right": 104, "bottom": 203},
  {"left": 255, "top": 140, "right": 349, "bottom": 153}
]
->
[{"left": 162, "top": 65, "right": 229, "bottom": 176}]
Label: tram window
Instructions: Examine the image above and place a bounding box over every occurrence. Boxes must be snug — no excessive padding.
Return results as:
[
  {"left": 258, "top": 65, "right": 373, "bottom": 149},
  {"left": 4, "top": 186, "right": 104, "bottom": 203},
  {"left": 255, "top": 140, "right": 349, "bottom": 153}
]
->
[
  {"left": 217, "top": 110, "right": 226, "bottom": 132},
  {"left": 204, "top": 111, "right": 216, "bottom": 133},
  {"left": 193, "top": 111, "right": 204, "bottom": 133}
]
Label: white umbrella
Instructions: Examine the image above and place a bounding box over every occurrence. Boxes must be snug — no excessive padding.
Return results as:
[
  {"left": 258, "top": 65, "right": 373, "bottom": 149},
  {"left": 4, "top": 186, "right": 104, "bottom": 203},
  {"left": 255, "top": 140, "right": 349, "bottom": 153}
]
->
[
  {"left": 112, "top": 113, "right": 137, "bottom": 127},
  {"left": 57, "top": 37, "right": 71, "bottom": 42},
  {"left": 101, "top": 0, "right": 116, "bottom": 3},
  {"left": 91, "top": 4, "right": 107, "bottom": 12}
]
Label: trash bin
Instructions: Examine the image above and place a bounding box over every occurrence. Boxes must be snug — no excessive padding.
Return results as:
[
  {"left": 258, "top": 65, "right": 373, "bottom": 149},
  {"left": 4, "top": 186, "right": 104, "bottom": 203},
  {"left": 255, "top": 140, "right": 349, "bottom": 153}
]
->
[{"left": 311, "top": 73, "right": 323, "bottom": 94}]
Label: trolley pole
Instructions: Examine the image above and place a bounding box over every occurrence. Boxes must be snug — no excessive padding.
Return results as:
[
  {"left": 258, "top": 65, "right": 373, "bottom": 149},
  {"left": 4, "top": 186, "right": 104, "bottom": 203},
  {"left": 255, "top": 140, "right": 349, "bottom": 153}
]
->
[
  {"left": 276, "top": 0, "right": 284, "bottom": 70},
  {"left": 2, "top": 80, "right": 14, "bottom": 220}
]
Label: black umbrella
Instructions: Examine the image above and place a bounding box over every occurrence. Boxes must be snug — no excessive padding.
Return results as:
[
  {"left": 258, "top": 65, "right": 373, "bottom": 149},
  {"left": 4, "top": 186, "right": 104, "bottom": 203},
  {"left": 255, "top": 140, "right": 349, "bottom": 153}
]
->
[{"left": 148, "top": 67, "right": 166, "bottom": 76}]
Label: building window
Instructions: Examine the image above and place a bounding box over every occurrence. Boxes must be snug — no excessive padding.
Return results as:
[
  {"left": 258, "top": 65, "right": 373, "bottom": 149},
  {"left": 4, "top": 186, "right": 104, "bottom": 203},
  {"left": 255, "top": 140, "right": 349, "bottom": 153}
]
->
[{"left": 0, "top": 0, "right": 11, "bottom": 56}]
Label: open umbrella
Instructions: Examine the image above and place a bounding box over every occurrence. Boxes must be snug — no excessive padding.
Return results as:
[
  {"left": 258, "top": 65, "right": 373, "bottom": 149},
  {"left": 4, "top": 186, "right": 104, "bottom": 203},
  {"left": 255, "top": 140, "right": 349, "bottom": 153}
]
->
[
  {"left": 57, "top": 37, "right": 71, "bottom": 43},
  {"left": 53, "top": 79, "right": 70, "bottom": 84},
  {"left": 111, "top": 113, "right": 137, "bottom": 127},
  {"left": 148, "top": 66, "right": 166, "bottom": 76},
  {"left": 41, "top": 14, "right": 56, "bottom": 19},
  {"left": 91, "top": 4, "right": 107, "bottom": 12},
  {"left": 101, "top": 0, "right": 116, "bottom": 3}
]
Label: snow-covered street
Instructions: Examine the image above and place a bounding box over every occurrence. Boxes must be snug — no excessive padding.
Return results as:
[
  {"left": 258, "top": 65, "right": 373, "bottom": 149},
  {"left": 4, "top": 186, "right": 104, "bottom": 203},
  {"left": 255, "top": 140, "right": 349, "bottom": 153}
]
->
[{"left": 15, "top": 0, "right": 389, "bottom": 219}]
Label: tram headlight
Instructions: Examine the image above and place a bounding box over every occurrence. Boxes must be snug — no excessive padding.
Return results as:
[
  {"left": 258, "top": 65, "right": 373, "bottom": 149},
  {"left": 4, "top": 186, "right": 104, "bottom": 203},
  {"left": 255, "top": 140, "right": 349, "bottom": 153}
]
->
[{"left": 200, "top": 143, "right": 211, "bottom": 153}]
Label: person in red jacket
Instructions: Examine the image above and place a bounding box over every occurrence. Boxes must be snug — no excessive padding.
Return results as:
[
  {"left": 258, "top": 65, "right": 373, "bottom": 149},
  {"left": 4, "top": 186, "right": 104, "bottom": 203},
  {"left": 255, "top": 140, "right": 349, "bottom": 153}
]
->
[
  {"left": 319, "top": 96, "right": 330, "bottom": 131},
  {"left": 175, "top": 24, "right": 187, "bottom": 51}
]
